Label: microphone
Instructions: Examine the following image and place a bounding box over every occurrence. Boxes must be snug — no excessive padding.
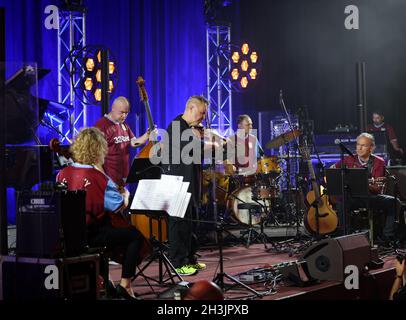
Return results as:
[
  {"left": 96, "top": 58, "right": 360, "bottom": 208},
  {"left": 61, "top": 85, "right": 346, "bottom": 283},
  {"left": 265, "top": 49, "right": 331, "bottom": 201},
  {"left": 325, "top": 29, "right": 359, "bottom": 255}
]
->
[{"left": 334, "top": 139, "right": 355, "bottom": 158}]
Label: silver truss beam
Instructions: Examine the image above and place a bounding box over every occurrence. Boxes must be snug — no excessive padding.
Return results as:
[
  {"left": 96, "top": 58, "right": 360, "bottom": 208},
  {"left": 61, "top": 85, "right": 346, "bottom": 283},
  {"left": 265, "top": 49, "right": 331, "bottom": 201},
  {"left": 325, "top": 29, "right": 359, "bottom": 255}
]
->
[
  {"left": 206, "top": 24, "right": 233, "bottom": 136},
  {"left": 57, "top": 9, "right": 87, "bottom": 142}
]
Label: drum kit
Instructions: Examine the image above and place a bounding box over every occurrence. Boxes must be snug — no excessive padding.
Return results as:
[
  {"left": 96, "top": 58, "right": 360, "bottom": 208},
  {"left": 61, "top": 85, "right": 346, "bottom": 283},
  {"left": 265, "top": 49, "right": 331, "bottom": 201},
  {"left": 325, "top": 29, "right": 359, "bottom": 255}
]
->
[{"left": 201, "top": 129, "right": 304, "bottom": 244}]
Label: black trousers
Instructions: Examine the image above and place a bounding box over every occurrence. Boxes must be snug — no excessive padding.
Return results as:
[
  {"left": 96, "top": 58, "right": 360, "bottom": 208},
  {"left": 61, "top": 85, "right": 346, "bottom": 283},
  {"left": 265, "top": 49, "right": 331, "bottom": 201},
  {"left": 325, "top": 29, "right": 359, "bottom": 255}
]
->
[
  {"left": 168, "top": 204, "right": 199, "bottom": 268},
  {"left": 87, "top": 218, "right": 143, "bottom": 279}
]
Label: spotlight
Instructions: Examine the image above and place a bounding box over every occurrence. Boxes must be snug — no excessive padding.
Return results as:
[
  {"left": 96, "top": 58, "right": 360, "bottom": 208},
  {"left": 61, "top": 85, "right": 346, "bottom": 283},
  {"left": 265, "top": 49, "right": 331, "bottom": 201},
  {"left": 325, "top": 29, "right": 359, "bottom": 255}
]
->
[
  {"left": 241, "top": 43, "right": 249, "bottom": 55},
  {"left": 84, "top": 77, "right": 93, "bottom": 90},
  {"left": 229, "top": 41, "right": 260, "bottom": 90},
  {"left": 231, "top": 68, "right": 239, "bottom": 80},
  {"left": 240, "top": 76, "right": 248, "bottom": 88},
  {"left": 109, "top": 62, "right": 115, "bottom": 74},
  {"left": 94, "top": 88, "right": 102, "bottom": 101},
  {"left": 108, "top": 80, "right": 114, "bottom": 93},
  {"left": 250, "top": 52, "right": 258, "bottom": 63},
  {"left": 96, "top": 69, "right": 101, "bottom": 82},
  {"left": 241, "top": 60, "right": 249, "bottom": 72},
  {"left": 249, "top": 68, "right": 257, "bottom": 80},
  {"left": 231, "top": 51, "right": 240, "bottom": 63},
  {"left": 85, "top": 58, "right": 94, "bottom": 72}
]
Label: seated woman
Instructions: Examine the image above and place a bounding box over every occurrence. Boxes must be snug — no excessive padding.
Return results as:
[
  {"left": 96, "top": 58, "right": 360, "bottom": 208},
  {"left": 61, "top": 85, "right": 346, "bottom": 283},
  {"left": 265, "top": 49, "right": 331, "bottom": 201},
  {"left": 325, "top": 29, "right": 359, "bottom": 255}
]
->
[{"left": 56, "top": 127, "right": 147, "bottom": 300}]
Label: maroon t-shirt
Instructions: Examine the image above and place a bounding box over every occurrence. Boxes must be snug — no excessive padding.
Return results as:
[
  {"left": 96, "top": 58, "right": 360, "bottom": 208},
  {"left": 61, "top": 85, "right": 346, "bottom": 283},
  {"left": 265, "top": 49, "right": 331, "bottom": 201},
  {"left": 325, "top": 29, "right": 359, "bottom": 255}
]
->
[
  {"left": 95, "top": 116, "right": 135, "bottom": 186},
  {"left": 56, "top": 164, "right": 123, "bottom": 225},
  {"left": 366, "top": 123, "right": 397, "bottom": 141},
  {"left": 335, "top": 154, "right": 385, "bottom": 179}
]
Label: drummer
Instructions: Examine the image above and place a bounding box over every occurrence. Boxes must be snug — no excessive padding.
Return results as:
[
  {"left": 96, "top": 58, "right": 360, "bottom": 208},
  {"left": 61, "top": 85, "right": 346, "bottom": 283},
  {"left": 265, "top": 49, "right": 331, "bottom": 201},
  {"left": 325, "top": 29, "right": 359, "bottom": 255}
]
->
[{"left": 223, "top": 114, "right": 265, "bottom": 177}]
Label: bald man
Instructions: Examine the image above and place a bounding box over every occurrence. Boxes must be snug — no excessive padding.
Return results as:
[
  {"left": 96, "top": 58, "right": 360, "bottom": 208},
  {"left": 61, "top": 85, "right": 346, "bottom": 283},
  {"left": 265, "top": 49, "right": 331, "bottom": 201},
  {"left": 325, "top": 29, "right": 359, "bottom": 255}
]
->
[{"left": 95, "top": 96, "right": 150, "bottom": 187}]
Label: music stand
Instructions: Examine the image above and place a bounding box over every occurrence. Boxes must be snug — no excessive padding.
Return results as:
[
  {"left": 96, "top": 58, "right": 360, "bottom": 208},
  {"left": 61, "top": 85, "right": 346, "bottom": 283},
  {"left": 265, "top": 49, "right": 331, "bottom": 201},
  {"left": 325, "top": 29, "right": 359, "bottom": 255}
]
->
[
  {"left": 128, "top": 159, "right": 184, "bottom": 289},
  {"left": 325, "top": 168, "right": 371, "bottom": 240}
]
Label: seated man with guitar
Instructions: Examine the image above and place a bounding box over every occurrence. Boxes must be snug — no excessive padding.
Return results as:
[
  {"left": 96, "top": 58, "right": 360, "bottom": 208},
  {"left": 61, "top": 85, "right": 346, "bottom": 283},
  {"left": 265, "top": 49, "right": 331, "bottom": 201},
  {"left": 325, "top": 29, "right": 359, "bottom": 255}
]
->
[
  {"left": 332, "top": 132, "right": 397, "bottom": 243},
  {"left": 56, "top": 127, "right": 147, "bottom": 300}
]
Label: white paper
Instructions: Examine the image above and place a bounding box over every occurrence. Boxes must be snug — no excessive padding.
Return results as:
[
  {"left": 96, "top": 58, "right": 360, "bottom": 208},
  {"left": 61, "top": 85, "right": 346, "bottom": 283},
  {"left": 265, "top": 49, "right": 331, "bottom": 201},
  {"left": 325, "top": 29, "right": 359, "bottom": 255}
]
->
[{"left": 130, "top": 175, "right": 191, "bottom": 218}]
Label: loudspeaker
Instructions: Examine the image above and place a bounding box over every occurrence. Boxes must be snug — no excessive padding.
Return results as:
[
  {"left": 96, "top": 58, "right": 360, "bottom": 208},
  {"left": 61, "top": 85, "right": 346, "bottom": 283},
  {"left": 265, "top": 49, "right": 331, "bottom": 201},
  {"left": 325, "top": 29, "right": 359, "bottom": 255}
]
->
[
  {"left": 16, "top": 190, "right": 86, "bottom": 258},
  {"left": 386, "top": 166, "right": 406, "bottom": 201},
  {"left": 0, "top": 254, "right": 99, "bottom": 300},
  {"left": 301, "top": 233, "right": 371, "bottom": 282}
]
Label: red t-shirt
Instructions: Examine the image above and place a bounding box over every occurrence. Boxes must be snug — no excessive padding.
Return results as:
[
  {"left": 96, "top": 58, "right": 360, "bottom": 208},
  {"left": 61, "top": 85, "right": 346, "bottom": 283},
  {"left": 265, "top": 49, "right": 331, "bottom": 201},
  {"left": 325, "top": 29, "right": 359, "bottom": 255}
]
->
[
  {"left": 95, "top": 116, "right": 135, "bottom": 186},
  {"left": 56, "top": 164, "right": 123, "bottom": 225},
  {"left": 366, "top": 123, "right": 397, "bottom": 141}
]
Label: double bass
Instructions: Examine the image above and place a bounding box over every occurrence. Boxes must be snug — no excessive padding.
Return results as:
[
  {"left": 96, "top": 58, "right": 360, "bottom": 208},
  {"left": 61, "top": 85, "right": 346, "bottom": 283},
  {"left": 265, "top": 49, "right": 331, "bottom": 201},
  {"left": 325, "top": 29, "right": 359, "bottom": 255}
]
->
[{"left": 130, "top": 77, "right": 168, "bottom": 241}]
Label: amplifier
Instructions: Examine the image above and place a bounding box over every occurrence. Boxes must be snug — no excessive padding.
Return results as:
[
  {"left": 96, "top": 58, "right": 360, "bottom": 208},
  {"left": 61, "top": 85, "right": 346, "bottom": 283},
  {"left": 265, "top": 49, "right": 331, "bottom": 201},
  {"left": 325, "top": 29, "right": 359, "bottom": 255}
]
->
[
  {"left": 0, "top": 254, "right": 100, "bottom": 300},
  {"left": 16, "top": 190, "right": 87, "bottom": 258}
]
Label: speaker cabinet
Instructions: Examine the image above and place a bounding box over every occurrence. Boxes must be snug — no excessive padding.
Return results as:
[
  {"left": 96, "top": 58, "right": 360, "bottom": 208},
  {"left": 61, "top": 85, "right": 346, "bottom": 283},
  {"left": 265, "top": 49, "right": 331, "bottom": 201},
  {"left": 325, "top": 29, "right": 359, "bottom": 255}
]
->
[
  {"left": 16, "top": 190, "right": 86, "bottom": 258},
  {"left": 301, "top": 233, "right": 371, "bottom": 281}
]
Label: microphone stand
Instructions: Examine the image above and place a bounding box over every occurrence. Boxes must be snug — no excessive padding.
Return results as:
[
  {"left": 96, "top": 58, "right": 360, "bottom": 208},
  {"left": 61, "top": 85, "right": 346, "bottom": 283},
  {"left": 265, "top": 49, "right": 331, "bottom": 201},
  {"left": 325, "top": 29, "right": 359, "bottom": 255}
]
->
[
  {"left": 279, "top": 90, "right": 305, "bottom": 239},
  {"left": 339, "top": 146, "right": 348, "bottom": 236}
]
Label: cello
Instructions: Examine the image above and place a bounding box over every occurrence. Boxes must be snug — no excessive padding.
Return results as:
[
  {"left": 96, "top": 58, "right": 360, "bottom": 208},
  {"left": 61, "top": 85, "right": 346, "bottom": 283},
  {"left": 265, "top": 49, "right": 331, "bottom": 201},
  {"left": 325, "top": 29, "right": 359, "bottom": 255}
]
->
[{"left": 130, "top": 76, "right": 168, "bottom": 241}]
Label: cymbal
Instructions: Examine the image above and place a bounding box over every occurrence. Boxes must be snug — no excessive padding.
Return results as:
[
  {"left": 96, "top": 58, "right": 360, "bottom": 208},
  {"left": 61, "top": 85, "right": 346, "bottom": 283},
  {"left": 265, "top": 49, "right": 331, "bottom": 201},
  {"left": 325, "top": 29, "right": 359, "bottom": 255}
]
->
[{"left": 265, "top": 130, "right": 301, "bottom": 149}]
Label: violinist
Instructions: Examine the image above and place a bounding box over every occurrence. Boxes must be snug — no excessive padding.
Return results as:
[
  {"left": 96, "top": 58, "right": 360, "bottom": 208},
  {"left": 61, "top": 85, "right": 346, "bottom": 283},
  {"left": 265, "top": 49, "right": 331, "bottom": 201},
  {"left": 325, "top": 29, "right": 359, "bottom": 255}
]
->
[
  {"left": 94, "top": 96, "right": 152, "bottom": 187},
  {"left": 56, "top": 127, "right": 146, "bottom": 300},
  {"left": 161, "top": 95, "right": 223, "bottom": 276}
]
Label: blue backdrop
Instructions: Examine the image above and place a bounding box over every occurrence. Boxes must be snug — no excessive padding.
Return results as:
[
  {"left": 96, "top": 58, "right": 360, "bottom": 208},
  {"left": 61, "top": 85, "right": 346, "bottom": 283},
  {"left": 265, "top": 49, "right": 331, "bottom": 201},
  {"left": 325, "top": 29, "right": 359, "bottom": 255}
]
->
[
  {"left": 0, "top": 0, "right": 207, "bottom": 133},
  {"left": 1, "top": 0, "right": 207, "bottom": 224}
]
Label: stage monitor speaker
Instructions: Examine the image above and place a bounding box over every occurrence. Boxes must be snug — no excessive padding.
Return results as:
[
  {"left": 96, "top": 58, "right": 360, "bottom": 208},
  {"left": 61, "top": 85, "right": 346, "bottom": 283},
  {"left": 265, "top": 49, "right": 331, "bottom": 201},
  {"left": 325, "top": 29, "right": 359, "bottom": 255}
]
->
[
  {"left": 386, "top": 166, "right": 406, "bottom": 201},
  {"left": 301, "top": 233, "right": 371, "bottom": 282},
  {"left": 16, "top": 190, "right": 87, "bottom": 258}
]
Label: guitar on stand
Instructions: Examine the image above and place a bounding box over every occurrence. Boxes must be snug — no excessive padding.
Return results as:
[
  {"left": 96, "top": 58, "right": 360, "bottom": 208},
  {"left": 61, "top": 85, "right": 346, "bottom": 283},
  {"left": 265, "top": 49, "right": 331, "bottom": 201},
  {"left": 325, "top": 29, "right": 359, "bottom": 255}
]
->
[{"left": 300, "top": 140, "right": 338, "bottom": 237}]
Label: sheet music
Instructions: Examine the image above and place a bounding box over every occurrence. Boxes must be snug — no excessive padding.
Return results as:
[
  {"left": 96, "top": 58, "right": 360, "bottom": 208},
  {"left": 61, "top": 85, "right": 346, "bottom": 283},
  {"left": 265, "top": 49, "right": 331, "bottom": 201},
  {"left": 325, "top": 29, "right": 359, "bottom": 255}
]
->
[{"left": 130, "top": 175, "right": 191, "bottom": 218}]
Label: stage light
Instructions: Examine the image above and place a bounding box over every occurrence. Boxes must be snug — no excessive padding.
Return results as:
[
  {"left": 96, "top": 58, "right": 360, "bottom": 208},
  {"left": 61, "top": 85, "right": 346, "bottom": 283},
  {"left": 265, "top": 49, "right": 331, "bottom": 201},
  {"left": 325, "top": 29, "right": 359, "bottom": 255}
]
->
[
  {"left": 241, "top": 60, "right": 249, "bottom": 72},
  {"left": 108, "top": 80, "right": 114, "bottom": 93},
  {"left": 94, "top": 88, "right": 102, "bottom": 101},
  {"left": 109, "top": 62, "right": 115, "bottom": 74},
  {"left": 249, "top": 68, "right": 257, "bottom": 80},
  {"left": 84, "top": 77, "right": 93, "bottom": 91},
  {"left": 96, "top": 69, "right": 101, "bottom": 82},
  {"left": 229, "top": 42, "right": 260, "bottom": 90},
  {"left": 85, "top": 58, "right": 95, "bottom": 72},
  {"left": 231, "top": 68, "right": 239, "bottom": 80},
  {"left": 240, "top": 76, "right": 248, "bottom": 88},
  {"left": 231, "top": 51, "right": 240, "bottom": 63},
  {"left": 241, "top": 43, "right": 249, "bottom": 55},
  {"left": 97, "top": 50, "right": 101, "bottom": 63}
]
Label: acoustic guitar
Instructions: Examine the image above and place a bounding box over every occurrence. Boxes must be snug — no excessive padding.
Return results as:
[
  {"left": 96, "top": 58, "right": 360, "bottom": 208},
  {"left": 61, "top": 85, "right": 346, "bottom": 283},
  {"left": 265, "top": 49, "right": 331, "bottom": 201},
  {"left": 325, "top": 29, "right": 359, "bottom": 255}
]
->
[{"left": 301, "top": 141, "right": 338, "bottom": 235}]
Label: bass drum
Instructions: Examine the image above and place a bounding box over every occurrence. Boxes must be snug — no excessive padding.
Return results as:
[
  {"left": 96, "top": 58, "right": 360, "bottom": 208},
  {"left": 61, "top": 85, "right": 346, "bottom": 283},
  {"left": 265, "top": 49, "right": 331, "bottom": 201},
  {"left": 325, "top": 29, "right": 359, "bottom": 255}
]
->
[{"left": 227, "top": 186, "right": 270, "bottom": 225}]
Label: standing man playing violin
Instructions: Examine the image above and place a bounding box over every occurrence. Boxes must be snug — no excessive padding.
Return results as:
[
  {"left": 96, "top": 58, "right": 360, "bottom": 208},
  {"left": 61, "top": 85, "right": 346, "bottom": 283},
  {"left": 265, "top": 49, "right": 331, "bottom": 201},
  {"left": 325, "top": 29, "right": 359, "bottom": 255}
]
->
[
  {"left": 162, "top": 95, "right": 222, "bottom": 276},
  {"left": 332, "top": 132, "right": 398, "bottom": 244},
  {"left": 95, "top": 96, "right": 151, "bottom": 187}
]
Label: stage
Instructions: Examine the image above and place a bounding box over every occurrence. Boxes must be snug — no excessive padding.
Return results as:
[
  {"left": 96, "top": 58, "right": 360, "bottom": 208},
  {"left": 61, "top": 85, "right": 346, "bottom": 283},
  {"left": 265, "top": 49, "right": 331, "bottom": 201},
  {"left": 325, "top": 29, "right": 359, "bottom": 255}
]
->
[{"left": 109, "top": 241, "right": 398, "bottom": 300}]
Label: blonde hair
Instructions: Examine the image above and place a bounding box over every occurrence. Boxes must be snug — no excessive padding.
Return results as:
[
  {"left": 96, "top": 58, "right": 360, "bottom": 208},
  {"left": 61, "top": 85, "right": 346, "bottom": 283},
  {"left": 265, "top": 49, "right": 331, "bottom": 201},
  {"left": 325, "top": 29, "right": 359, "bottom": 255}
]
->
[
  {"left": 71, "top": 127, "right": 108, "bottom": 165},
  {"left": 237, "top": 114, "right": 252, "bottom": 125}
]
